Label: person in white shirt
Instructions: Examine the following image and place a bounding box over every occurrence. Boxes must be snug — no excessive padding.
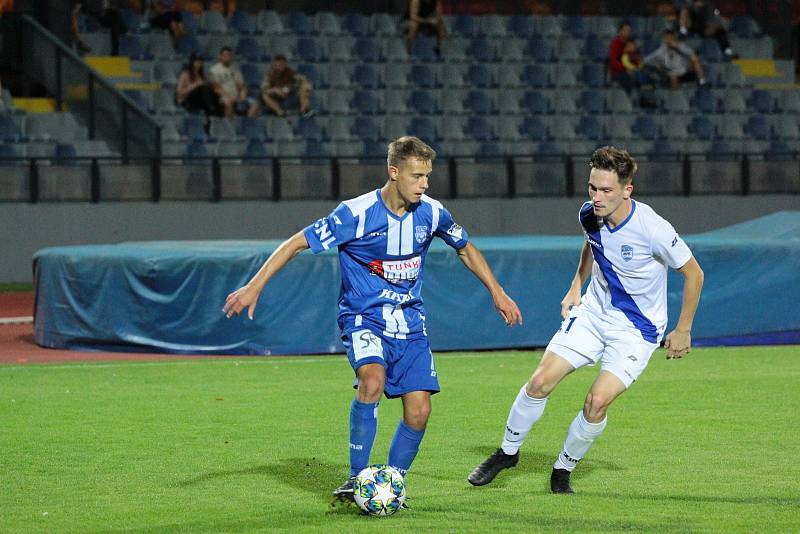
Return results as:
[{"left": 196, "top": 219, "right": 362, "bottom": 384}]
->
[
  {"left": 644, "top": 29, "right": 707, "bottom": 88},
  {"left": 208, "top": 47, "right": 259, "bottom": 118},
  {"left": 468, "top": 146, "right": 704, "bottom": 493}
]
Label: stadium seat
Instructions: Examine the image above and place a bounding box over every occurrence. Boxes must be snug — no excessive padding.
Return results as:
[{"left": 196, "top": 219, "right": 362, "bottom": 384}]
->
[
  {"left": 350, "top": 90, "right": 381, "bottom": 114},
  {"left": 604, "top": 115, "right": 634, "bottom": 139},
  {"left": 578, "top": 89, "right": 606, "bottom": 114},
  {"left": 230, "top": 11, "right": 258, "bottom": 34},
  {"left": 123, "top": 90, "right": 151, "bottom": 113},
  {"left": 383, "top": 37, "right": 410, "bottom": 62},
  {"left": 551, "top": 89, "right": 578, "bottom": 113},
  {"left": 181, "top": 116, "right": 208, "bottom": 142},
  {"left": 580, "top": 64, "right": 606, "bottom": 88},
  {"left": 716, "top": 115, "right": 745, "bottom": 140},
  {"left": 350, "top": 64, "right": 379, "bottom": 89},
  {"left": 556, "top": 36, "right": 582, "bottom": 62},
  {"left": 553, "top": 64, "right": 578, "bottom": 87},
  {"left": 296, "top": 117, "right": 326, "bottom": 142},
  {"left": 536, "top": 16, "right": 563, "bottom": 38},
  {"left": 297, "top": 38, "right": 325, "bottom": 62},
  {"left": 605, "top": 89, "right": 633, "bottom": 113},
  {"left": 54, "top": 143, "right": 79, "bottom": 166},
  {"left": 691, "top": 88, "right": 716, "bottom": 113},
  {"left": 508, "top": 15, "right": 536, "bottom": 38},
  {"left": 258, "top": 11, "right": 284, "bottom": 34},
  {"left": 521, "top": 90, "right": 549, "bottom": 114},
  {"left": 244, "top": 140, "right": 271, "bottom": 163},
  {"left": 147, "top": 33, "right": 175, "bottom": 60},
  {"left": 497, "top": 89, "right": 523, "bottom": 114},
  {"left": 583, "top": 34, "right": 607, "bottom": 62},
  {"left": 341, "top": 13, "right": 369, "bottom": 36},
  {"left": 236, "top": 37, "right": 267, "bottom": 62},
  {"left": 709, "top": 140, "right": 736, "bottom": 159},
  {"left": 467, "top": 36, "right": 496, "bottom": 62},
  {"left": 411, "top": 37, "right": 439, "bottom": 62},
  {"left": 466, "top": 64, "right": 494, "bottom": 88},
  {"left": 0, "top": 116, "right": 24, "bottom": 142},
  {"left": 353, "top": 37, "right": 382, "bottom": 63},
  {"left": 479, "top": 16, "right": 507, "bottom": 37},
  {"left": 465, "top": 117, "right": 494, "bottom": 141},
  {"left": 175, "top": 36, "right": 204, "bottom": 58},
  {"left": 119, "top": 34, "right": 152, "bottom": 60},
  {"left": 304, "top": 140, "right": 328, "bottom": 158},
  {"left": 748, "top": 90, "right": 774, "bottom": 114},
  {"left": 524, "top": 35, "right": 553, "bottom": 62},
  {"left": 564, "top": 16, "right": 588, "bottom": 38},
  {"left": 519, "top": 116, "right": 548, "bottom": 141},
  {"left": 698, "top": 39, "right": 722, "bottom": 63},
  {"left": 0, "top": 143, "right": 20, "bottom": 165},
  {"left": 240, "top": 63, "right": 262, "bottom": 89},
  {"left": 297, "top": 64, "right": 325, "bottom": 90},
  {"left": 351, "top": 117, "right": 382, "bottom": 142},
  {"left": 659, "top": 90, "right": 691, "bottom": 113},
  {"left": 744, "top": 115, "right": 771, "bottom": 140},
  {"left": 650, "top": 139, "right": 679, "bottom": 159},
  {"left": 316, "top": 12, "right": 341, "bottom": 35},
  {"left": 452, "top": 15, "right": 478, "bottom": 37},
  {"left": 521, "top": 65, "right": 550, "bottom": 88},
  {"left": 363, "top": 140, "right": 386, "bottom": 157},
  {"left": 118, "top": 8, "right": 142, "bottom": 33},
  {"left": 286, "top": 12, "right": 313, "bottom": 35},
  {"left": 765, "top": 140, "right": 794, "bottom": 159},
  {"left": 326, "top": 90, "right": 354, "bottom": 114},
  {"left": 771, "top": 116, "right": 800, "bottom": 140},
  {"left": 632, "top": 115, "right": 660, "bottom": 140},
  {"left": 729, "top": 16, "right": 760, "bottom": 38},
  {"left": 536, "top": 140, "right": 563, "bottom": 157},
  {"left": 688, "top": 115, "right": 715, "bottom": 140},
  {"left": 408, "top": 90, "right": 438, "bottom": 115},
  {"left": 180, "top": 10, "right": 199, "bottom": 34},
  {"left": 209, "top": 118, "right": 237, "bottom": 142},
  {"left": 409, "top": 117, "right": 437, "bottom": 142},
  {"left": 239, "top": 117, "right": 268, "bottom": 142},
  {"left": 716, "top": 89, "right": 747, "bottom": 113},
  {"left": 576, "top": 116, "right": 604, "bottom": 140},
  {"left": 370, "top": 13, "right": 398, "bottom": 36},
  {"left": 200, "top": 11, "right": 229, "bottom": 34}
]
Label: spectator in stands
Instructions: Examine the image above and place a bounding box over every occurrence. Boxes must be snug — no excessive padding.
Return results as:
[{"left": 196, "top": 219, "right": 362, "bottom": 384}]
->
[
  {"left": 608, "top": 21, "right": 637, "bottom": 93},
  {"left": 148, "top": 0, "right": 185, "bottom": 41},
  {"left": 260, "top": 55, "right": 314, "bottom": 118},
  {"left": 175, "top": 53, "right": 222, "bottom": 118},
  {"left": 678, "top": 0, "right": 736, "bottom": 59},
  {"left": 404, "top": 0, "right": 447, "bottom": 55},
  {"left": 621, "top": 41, "right": 649, "bottom": 87},
  {"left": 71, "top": 0, "right": 128, "bottom": 55},
  {"left": 208, "top": 47, "right": 259, "bottom": 119},
  {"left": 644, "top": 29, "right": 707, "bottom": 88}
]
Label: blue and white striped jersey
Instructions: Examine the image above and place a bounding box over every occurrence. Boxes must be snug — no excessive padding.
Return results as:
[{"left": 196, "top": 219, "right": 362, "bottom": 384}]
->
[
  {"left": 303, "top": 189, "right": 469, "bottom": 338},
  {"left": 579, "top": 200, "right": 693, "bottom": 343}
]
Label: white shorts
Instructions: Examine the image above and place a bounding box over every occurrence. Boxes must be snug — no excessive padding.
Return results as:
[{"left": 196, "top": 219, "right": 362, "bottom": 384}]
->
[{"left": 545, "top": 306, "right": 659, "bottom": 388}]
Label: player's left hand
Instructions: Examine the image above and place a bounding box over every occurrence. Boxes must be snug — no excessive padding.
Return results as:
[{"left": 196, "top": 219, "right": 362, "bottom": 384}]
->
[
  {"left": 664, "top": 329, "right": 691, "bottom": 359},
  {"left": 493, "top": 291, "right": 523, "bottom": 327}
]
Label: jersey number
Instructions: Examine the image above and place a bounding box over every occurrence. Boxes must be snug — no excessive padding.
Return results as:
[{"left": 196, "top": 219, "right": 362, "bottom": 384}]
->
[{"left": 562, "top": 317, "right": 577, "bottom": 334}]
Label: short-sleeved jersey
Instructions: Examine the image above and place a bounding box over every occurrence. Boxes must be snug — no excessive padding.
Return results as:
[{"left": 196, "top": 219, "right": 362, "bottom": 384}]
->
[
  {"left": 303, "top": 189, "right": 469, "bottom": 339},
  {"left": 579, "top": 200, "right": 692, "bottom": 343}
]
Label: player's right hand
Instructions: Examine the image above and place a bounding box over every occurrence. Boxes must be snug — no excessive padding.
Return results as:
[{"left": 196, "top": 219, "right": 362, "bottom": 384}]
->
[
  {"left": 560, "top": 289, "right": 581, "bottom": 319},
  {"left": 223, "top": 284, "right": 260, "bottom": 320}
]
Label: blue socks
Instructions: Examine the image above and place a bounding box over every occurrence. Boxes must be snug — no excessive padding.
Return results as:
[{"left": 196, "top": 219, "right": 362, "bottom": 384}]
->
[
  {"left": 388, "top": 420, "right": 426, "bottom": 476},
  {"left": 349, "top": 399, "right": 379, "bottom": 477}
]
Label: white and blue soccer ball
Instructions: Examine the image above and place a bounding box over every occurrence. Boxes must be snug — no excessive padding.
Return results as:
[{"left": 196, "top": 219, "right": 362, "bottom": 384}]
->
[{"left": 354, "top": 464, "right": 406, "bottom": 516}]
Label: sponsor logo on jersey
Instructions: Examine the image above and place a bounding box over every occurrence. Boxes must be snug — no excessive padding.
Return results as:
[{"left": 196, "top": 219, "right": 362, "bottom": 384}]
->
[
  {"left": 313, "top": 217, "right": 336, "bottom": 249},
  {"left": 415, "top": 225, "right": 428, "bottom": 244},
  {"left": 446, "top": 223, "right": 463, "bottom": 240},
  {"left": 368, "top": 256, "right": 421, "bottom": 283},
  {"left": 367, "top": 231, "right": 387, "bottom": 237},
  {"left": 621, "top": 244, "right": 633, "bottom": 262},
  {"left": 586, "top": 236, "right": 602, "bottom": 249},
  {"left": 379, "top": 289, "right": 413, "bottom": 304},
  {"left": 671, "top": 236, "right": 678, "bottom": 247},
  {"left": 332, "top": 214, "right": 342, "bottom": 225},
  {"left": 627, "top": 354, "right": 638, "bottom": 362}
]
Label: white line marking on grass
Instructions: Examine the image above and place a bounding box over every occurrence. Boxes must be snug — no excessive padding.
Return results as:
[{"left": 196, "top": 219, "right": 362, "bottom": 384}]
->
[
  {"left": 0, "top": 351, "right": 537, "bottom": 371},
  {"left": 0, "top": 316, "right": 33, "bottom": 325}
]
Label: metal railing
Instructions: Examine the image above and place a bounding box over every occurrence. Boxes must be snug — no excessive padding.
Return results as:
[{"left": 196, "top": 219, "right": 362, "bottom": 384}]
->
[
  {"left": 18, "top": 14, "right": 161, "bottom": 161},
  {"left": 0, "top": 152, "right": 797, "bottom": 203}
]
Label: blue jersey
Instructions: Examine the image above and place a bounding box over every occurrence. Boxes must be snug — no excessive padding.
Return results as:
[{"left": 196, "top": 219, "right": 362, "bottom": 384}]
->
[{"left": 303, "top": 189, "right": 469, "bottom": 339}]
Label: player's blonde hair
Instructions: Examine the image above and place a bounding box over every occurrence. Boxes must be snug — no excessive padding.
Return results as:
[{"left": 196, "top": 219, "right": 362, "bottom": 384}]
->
[
  {"left": 589, "top": 146, "right": 638, "bottom": 185},
  {"left": 387, "top": 136, "right": 436, "bottom": 169}
]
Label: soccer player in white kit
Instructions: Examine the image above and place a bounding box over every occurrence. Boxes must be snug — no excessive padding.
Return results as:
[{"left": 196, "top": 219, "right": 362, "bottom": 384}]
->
[{"left": 468, "top": 146, "right": 705, "bottom": 493}]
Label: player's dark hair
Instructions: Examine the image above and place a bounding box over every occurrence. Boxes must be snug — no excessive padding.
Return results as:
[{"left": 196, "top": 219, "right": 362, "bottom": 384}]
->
[
  {"left": 589, "top": 146, "right": 637, "bottom": 185},
  {"left": 387, "top": 136, "right": 436, "bottom": 168}
]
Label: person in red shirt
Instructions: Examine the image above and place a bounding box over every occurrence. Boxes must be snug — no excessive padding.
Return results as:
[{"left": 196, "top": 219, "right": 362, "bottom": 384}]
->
[{"left": 608, "top": 21, "right": 636, "bottom": 93}]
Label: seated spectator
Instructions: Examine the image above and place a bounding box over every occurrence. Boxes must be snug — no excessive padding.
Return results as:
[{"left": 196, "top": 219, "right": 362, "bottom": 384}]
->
[
  {"left": 71, "top": 0, "right": 128, "bottom": 55},
  {"left": 208, "top": 47, "right": 259, "bottom": 119},
  {"left": 175, "top": 53, "right": 222, "bottom": 118},
  {"left": 679, "top": 0, "right": 736, "bottom": 58},
  {"left": 404, "top": 0, "right": 447, "bottom": 55},
  {"left": 644, "top": 29, "right": 707, "bottom": 88},
  {"left": 608, "top": 21, "right": 637, "bottom": 93},
  {"left": 260, "top": 55, "right": 314, "bottom": 118},
  {"left": 621, "top": 41, "right": 649, "bottom": 87},
  {"left": 148, "top": 0, "right": 185, "bottom": 40}
]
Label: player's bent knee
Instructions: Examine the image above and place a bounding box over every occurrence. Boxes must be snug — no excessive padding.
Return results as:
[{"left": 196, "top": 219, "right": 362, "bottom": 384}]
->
[{"left": 583, "top": 393, "right": 610, "bottom": 422}]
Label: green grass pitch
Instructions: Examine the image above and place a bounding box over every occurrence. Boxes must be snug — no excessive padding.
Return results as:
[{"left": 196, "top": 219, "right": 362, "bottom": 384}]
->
[{"left": 2, "top": 346, "right": 799, "bottom": 532}]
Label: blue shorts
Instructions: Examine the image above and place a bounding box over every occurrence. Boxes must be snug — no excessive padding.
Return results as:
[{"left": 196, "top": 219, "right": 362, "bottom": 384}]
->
[{"left": 342, "top": 327, "right": 440, "bottom": 399}]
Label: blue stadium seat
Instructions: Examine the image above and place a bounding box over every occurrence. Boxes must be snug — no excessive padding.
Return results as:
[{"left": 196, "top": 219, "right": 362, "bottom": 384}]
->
[
  {"left": 522, "top": 90, "right": 550, "bottom": 114},
  {"left": 465, "top": 116, "right": 494, "bottom": 141},
  {"left": 411, "top": 37, "right": 439, "bottom": 61},
  {"left": 409, "top": 117, "right": 436, "bottom": 141},
  {"left": 578, "top": 90, "right": 606, "bottom": 114},
  {"left": 564, "top": 16, "right": 588, "bottom": 38},
  {"left": 175, "top": 36, "right": 204, "bottom": 58},
  {"left": 181, "top": 116, "right": 208, "bottom": 142},
  {"left": 537, "top": 141, "right": 562, "bottom": 157},
  {"left": 748, "top": 90, "right": 774, "bottom": 114},
  {"left": 351, "top": 117, "right": 381, "bottom": 141},
  {"left": 519, "top": 117, "right": 548, "bottom": 141},
  {"left": 452, "top": 15, "right": 478, "bottom": 37},
  {"left": 463, "top": 91, "right": 493, "bottom": 115},
  {"left": 350, "top": 90, "right": 381, "bottom": 114},
  {"left": 244, "top": 141, "right": 271, "bottom": 163},
  {"left": 0, "top": 143, "right": 20, "bottom": 165},
  {"left": 350, "top": 64, "right": 378, "bottom": 89},
  {"left": 230, "top": 11, "right": 258, "bottom": 34},
  {"left": 363, "top": 140, "right": 386, "bottom": 157},
  {"left": 698, "top": 39, "right": 722, "bottom": 62},
  {"left": 119, "top": 35, "right": 152, "bottom": 60},
  {"left": 353, "top": 37, "right": 382, "bottom": 63},
  {"left": 317, "top": 12, "right": 341, "bottom": 35},
  {"left": 467, "top": 36, "right": 495, "bottom": 62},
  {"left": 411, "top": 64, "right": 437, "bottom": 88},
  {"left": 580, "top": 64, "right": 606, "bottom": 88},
  {"left": 54, "top": 143, "right": 78, "bottom": 166},
  {"left": 235, "top": 37, "right": 266, "bottom": 62},
  {"left": 525, "top": 35, "right": 553, "bottom": 62},
  {"left": 508, "top": 15, "right": 536, "bottom": 38},
  {"left": 304, "top": 139, "right": 328, "bottom": 157},
  {"left": 521, "top": 65, "right": 550, "bottom": 88},
  {"left": 477, "top": 142, "right": 503, "bottom": 158},
  {"left": 286, "top": 12, "right": 313, "bottom": 35},
  {"left": 118, "top": 8, "right": 142, "bottom": 33},
  {"left": 180, "top": 10, "right": 199, "bottom": 34},
  {"left": 240, "top": 64, "right": 262, "bottom": 89},
  {"left": 688, "top": 115, "right": 715, "bottom": 140},
  {"left": 729, "top": 16, "right": 759, "bottom": 38},
  {"left": 466, "top": 64, "right": 494, "bottom": 88},
  {"left": 650, "top": 139, "right": 679, "bottom": 159},
  {"left": 0, "top": 116, "right": 24, "bottom": 142},
  {"left": 297, "top": 38, "right": 325, "bottom": 62},
  {"left": 296, "top": 117, "right": 326, "bottom": 142},
  {"left": 341, "top": 13, "right": 369, "bottom": 36},
  {"left": 765, "top": 140, "right": 793, "bottom": 160},
  {"left": 583, "top": 34, "right": 607, "bottom": 62},
  {"left": 408, "top": 90, "right": 438, "bottom": 115},
  {"left": 576, "top": 116, "right": 604, "bottom": 140},
  {"left": 297, "top": 64, "right": 324, "bottom": 89},
  {"left": 744, "top": 115, "right": 771, "bottom": 140},
  {"left": 258, "top": 11, "right": 284, "bottom": 34},
  {"left": 709, "top": 140, "right": 735, "bottom": 159},
  {"left": 201, "top": 11, "right": 229, "bottom": 34},
  {"left": 691, "top": 88, "right": 716, "bottom": 113},
  {"left": 124, "top": 90, "right": 151, "bottom": 113},
  {"left": 632, "top": 115, "right": 660, "bottom": 140}
]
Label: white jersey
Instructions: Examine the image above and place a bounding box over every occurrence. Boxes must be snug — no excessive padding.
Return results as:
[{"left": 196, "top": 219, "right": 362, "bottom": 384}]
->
[{"left": 578, "top": 200, "right": 692, "bottom": 343}]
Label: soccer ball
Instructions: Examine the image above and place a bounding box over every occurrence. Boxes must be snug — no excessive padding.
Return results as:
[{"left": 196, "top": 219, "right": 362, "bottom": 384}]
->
[{"left": 353, "top": 464, "right": 406, "bottom": 516}]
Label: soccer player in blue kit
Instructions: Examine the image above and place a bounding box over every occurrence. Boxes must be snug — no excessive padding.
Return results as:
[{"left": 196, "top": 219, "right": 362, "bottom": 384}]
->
[
  {"left": 468, "top": 146, "right": 704, "bottom": 493},
  {"left": 223, "top": 136, "right": 523, "bottom": 502}
]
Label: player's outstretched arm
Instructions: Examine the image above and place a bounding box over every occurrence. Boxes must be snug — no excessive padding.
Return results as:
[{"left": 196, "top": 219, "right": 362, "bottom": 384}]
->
[
  {"left": 664, "top": 256, "right": 704, "bottom": 359},
  {"left": 223, "top": 230, "right": 310, "bottom": 320},
  {"left": 561, "top": 242, "right": 593, "bottom": 318},
  {"left": 455, "top": 242, "right": 522, "bottom": 327}
]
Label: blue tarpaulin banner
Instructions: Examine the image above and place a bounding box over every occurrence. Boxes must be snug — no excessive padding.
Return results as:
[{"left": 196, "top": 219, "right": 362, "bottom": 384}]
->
[{"left": 33, "top": 211, "right": 800, "bottom": 354}]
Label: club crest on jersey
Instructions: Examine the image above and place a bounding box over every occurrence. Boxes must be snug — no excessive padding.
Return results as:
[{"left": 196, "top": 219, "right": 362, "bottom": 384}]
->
[
  {"left": 415, "top": 225, "right": 428, "bottom": 244},
  {"left": 621, "top": 244, "right": 633, "bottom": 262}
]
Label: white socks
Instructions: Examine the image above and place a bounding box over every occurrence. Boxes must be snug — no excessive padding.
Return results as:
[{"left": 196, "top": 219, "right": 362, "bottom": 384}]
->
[
  {"left": 500, "top": 385, "right": 548, "bottom": 455},
  {"left": 554, "top": 410, "right": 607, "bottom": 472}
]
